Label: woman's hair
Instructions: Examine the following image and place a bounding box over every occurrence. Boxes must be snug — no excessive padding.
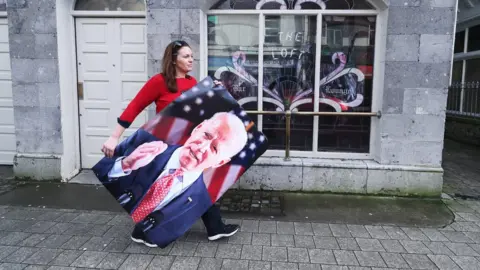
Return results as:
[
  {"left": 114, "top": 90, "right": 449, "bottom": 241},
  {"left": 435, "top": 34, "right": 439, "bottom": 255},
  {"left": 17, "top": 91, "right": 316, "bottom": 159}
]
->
[{"left": 161, "top": 40, "right": 191, "bottom": 93}]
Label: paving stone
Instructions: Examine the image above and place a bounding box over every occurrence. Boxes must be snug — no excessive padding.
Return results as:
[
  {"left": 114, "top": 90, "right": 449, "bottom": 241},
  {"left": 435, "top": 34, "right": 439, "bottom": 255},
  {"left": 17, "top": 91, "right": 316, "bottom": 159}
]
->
[
  {"left": 36, "top": 234, "right": 72, "bottom": 249},
  {"left": 215, "top": 244, "right": 242, "bottom": 259},
  {"left": 25, "top": 222, "right": 56, "bottom": 234},
  {"left": 298, "top": 264, "right": 321, "bottom": 270},
  {"left": 70, "top": 251, "right": 108, "bottom": 268},
  {"left": 44, "top": 223, "right": 72, "bottom": 235},
  {"left": 307, "top": 249, "right": 335, "bottom": 264},
  {"left": 17, "top": 234, "right": 46, "bottom": 248},
  {"left": 0, "top": 245, "right": 19, "bottom": 260},
  {"left": 106, "top": 215, "right": 132, "bottom": 226},
  {"left": 445, "top": 242, "right": 479, "bottom": 256},
  {"left": 311, "top": 224, "right": 332, "bottom": 237},
  {"left": 123, "top": 242, "right": 151, "bottom": 254},
  {"left": 364, "top": 226, "right": 389, "bottom": 239},
  {"left": 271, "top": 261, "right": 299, "bottom": 269},
  {"left": 382, "top": 226, "right": 409, "bottom": 240},
  {"left": 23, "top": 248, "right": 62, "bottom": 265},
  {"left": 379, "top": 239, "right": 407, "bottom": 253},
  {"left": 252, "top": 233, "right": 271, "bottom": 246},
  {"left": 249, "top": 260, "right": 271, "bottom": 270},
  {"left": 169, "top": 241, "right": 198, "bottom": 256},
  {"left": 169, "top": 256, "right": 200, "bottom": 270},
  {"left": 380, "top": 252, "right": 410, "bottom": 268},
  {"left": 79, "top": 236, "right": 112, "bottom": 252},
  {"left": 313, "top": 237, "right": 339, "bottom": 250},
  {"left": 451, "top": 255, "right": 479, "bottom": 270},
  {"left": 442, "top": 231, "right": 476, "bottom": 243},
  {"left": 329, "top": 224, "right": 351, "bottom": 238},
  {"left": 23, "top": 266, "right": 47, "bottom": 270},
  {"left": 353, "top": 251, "right": 386, "bottom": 267},
  {"left": 241, "top": 220, "right": 259, "bottom": 233},
  {"left": 145, "top": 255, "right": 175, "bottom": 270},
  {"left": 293, "top": 235, "right": 315, "bottom": 248},
  {"left": 0, "top": 263, "right": 27, "bottom": 270},
  {"left": 401, "top": 227, "right": 430, "bottom": 241},
  {"left": 259, "top": 221, "right": 276, "bottom": 234},
  {"left": 49, "top": 249, "right": 83, "bottom": 266},
  {"left": 464, "top": 232, "right": 480, "bottom": 243},
  {"left": 333, "top": 250, "right": 358, "bottom": 266},
  {"left": 294, "top": 223, "right": 313, "bottom": 236},
  {"left": 457, "top": 212, "right": 480, "bottom": 222},
  {"left": 356, "top": 238, "right": 385, "bottom": 252},
  {"left": 55, "top": 213, "right": 78, "bottom": 223},
  {"left": 185, "top": 231, "right": 209, "bottom": 243},
  {"left": 222, "top": 259, "right": 248, "bottom": 270},
  {"left": 276, "top": 222, "right": 294, "bottom": 235},
  {"left": 400, "top": 240, "right": 431, "bottom": 254},
  {"left": 96, "top": 252, "right": 128, "bottom": 269},
  {"left": 402, "top": 254, "right": 437, "bottom": 269},
  {"left": 0, "top": 232, "right": 31, "bottom": 245},
  {"left": 320, "top": 266, "right": 348, "bottom": 270},
  {"left": 240, "top": 244, "right": 262, "bottom": 260},
  {"left": 103, "top": 238, "right": 130, "bottom": 253},
  {"left": 118, "top": 254, "right": 154, "bottom": 270},
  {"left": 197, "top": 258, "right": 223, "bottom": 270},
  {"left": 263, "top": 246, "right": 288, "bottom": 262},
  {"left": 70, "top": 213, "right": 114, "bottom": 225},
  {"left": 427, "top": 254, "right": 462, "bottom": 270},
  {"left": 271, "top": 234, "right": 294, "bottom": 247},
  {"left": 336, "top": 238, "right": 360, "bottom": 251},
  {"left": 421, "top": 228, "right": 450, "bottom": 241},
  {"left": 346, "top": 225, "right": 370, "bottom": 238},
  {"left": 194, "top": 243, "right": 217, "bottom": 258},
  {"left": 286, "top": 247, "right": 309, "bottom": 263},
  {"left": 228, "top": 232, "right": 252, "bottom": 245},
  {"left": 424, "top": 241, "right": 455, "bottom": 255},
  {"left": 2, "top": 247, "right": 39, "bottom": 263}
]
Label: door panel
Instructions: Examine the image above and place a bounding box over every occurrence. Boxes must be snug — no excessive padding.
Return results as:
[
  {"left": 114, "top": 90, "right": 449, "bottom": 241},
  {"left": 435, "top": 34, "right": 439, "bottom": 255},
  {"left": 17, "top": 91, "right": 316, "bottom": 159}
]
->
[{"left": 76, "top": 18, "right": 147, "bottom": 168}]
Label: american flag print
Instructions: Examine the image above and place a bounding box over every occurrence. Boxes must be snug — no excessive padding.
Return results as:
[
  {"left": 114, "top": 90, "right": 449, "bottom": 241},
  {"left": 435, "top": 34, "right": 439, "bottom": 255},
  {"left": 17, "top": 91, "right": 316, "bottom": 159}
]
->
[{"left": 139, "top": 77, "right": 269, "bottom": 203}]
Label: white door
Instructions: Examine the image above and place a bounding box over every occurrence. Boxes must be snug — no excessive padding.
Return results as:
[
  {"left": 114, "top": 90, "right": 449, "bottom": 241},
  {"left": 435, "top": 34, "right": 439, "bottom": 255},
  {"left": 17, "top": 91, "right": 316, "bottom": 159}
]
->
[
  {"left": 76, "top": 18, "right": 148, "bottom": 168},
  {"left": 0, "top": 18, "right": 16, "bottom": 165}
]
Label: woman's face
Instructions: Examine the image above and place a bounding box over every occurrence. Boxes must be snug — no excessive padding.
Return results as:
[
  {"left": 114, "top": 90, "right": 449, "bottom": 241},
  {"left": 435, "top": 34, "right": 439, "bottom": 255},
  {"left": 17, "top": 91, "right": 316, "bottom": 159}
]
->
[{"left": 175, "top": 46, "right": 194, "bottom": 74}]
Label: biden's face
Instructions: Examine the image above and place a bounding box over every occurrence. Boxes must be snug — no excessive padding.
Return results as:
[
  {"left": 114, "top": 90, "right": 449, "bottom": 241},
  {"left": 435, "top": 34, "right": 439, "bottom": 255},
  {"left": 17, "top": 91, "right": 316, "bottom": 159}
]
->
[{"left": 179, "top": 115, "right": 234, "bottom": 172}]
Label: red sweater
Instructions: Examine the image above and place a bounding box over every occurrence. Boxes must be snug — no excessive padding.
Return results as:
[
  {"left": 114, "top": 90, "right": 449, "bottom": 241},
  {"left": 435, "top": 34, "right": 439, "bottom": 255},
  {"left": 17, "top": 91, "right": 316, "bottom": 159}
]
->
[{"left": 118, "top": 73, "right": 197, "bottom": 128}]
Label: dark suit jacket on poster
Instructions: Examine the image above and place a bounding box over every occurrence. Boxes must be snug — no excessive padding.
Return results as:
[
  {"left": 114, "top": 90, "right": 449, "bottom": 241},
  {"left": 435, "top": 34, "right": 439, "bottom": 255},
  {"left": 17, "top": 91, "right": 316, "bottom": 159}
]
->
[{"left": 92, "top": 129, "right": 213, "bottom": 248}]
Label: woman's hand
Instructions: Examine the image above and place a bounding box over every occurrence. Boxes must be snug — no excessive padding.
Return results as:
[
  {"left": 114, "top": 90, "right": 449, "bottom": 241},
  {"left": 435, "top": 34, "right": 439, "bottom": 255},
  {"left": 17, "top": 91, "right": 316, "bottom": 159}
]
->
[
  {"left": 102, "top": 136, "right": 119, "bottom": 158},
  {"left": 213, "top": 80, "right": 223, "bottom": 87}
]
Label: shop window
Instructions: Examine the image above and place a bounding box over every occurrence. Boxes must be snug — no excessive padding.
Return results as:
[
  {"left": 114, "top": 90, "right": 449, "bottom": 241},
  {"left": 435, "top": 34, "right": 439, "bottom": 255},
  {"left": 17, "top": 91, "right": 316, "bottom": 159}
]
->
[
  {"left": 74, "top": 0, "right": 145, "bottom": 11},
  {"left": 207, "top": 6, "right": 376, "bottom": 154},
  {"left": 467, "top": 25, "right": 480, "bottom": 52},
  {"left": 216, "top": 0, "right": 375, "bottom": 10}
]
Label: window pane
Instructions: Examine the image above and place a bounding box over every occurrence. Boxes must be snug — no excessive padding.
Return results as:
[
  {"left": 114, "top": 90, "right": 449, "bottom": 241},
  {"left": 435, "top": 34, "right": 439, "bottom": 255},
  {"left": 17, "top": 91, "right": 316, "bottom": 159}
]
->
[
  {"left": 454, "top": 31, "right": 465, "bottom": 53},
  {"left": 262, "top": 15, "right": 317, "bottom": 151},
  {"left": 214, "top": 0, "right": 374, "bottom": 10},
  {"left": 318, "top": 16, "right": 374, "bottom": 153},
  {"left": 465, "top": 58, "right": 480, "bottom": 82},
  {"left": 74, "top": 0, "right": 145, "bottom": 11},
  {"left": 451, "top": 60, "right": 463, "bottom": 83},
  {"left": 467, "top": 25, "right": 480, "bottom": 52},
  {"left": 207, "top": 15, "right": 259, "bottom": 113}
]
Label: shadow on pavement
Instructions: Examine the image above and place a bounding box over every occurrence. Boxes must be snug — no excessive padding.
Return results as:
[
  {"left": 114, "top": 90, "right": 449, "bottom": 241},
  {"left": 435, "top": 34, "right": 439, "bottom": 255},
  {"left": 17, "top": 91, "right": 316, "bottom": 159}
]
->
[{"left": 0, "top": 181, "right": 454, "bottom": 228}]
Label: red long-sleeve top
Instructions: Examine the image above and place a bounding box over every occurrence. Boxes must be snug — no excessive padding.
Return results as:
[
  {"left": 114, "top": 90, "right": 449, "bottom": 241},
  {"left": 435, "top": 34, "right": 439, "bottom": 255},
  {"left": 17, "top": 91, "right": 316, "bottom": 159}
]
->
[{"left": 117, "top": 73, "right": 197, "bottom": 128}]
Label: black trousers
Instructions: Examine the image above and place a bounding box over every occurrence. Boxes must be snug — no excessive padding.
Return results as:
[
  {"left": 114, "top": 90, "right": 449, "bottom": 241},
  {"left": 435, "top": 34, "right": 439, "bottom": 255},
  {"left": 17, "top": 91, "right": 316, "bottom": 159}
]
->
[{"left": 201, "top": 204, "right": 225, "bottom": 235}]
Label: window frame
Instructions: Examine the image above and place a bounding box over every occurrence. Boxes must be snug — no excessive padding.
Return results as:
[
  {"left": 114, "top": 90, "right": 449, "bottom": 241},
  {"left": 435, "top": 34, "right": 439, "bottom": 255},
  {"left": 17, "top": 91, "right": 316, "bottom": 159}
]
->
[{"left": 202, "top": 8, "right": 381, "bottom": 159}]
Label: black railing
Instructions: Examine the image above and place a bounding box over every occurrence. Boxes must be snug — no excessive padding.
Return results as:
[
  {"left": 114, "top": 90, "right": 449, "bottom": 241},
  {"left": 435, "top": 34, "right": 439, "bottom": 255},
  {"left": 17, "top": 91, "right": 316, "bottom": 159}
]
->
[{"left": 447, "top": 81, "right": 480, "bottom": 117}]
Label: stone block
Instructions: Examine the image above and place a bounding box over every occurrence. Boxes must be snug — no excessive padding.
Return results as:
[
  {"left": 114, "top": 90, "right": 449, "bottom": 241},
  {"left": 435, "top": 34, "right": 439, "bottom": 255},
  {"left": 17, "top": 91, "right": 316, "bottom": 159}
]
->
[
  {"left": 379, "top": 139, "right": 444, "bottom": 166},
  {"left": 170, "top": 33, "right": 200, "bottom": 57},
  {"left": 388, "top": 0, "right": 423, "bottom": 7},
  {"left": 419, "top": 34, "right": 453, "bottom": 63},
  {"left": 386, "top": 35, "right": 419, "bottom": 62},
  {"left": 13, "top": 154, "right": 62, "bottom": 180},
  {"left": 41, "top": 106, "right": 62, "bottom": 133},
  {"left": 403, "top": 88, "right": 447, "bottom": 115},
  {"left": 0, "top": 2, "right": 5, "bottom": 11},
  {"left": 38, "top": 82, "right": 60, "bottom": 108},
  {"left": 12, "top": 84, "right": 39, "bottom": 107},
  {"left": 380, "top": 114, "right": 446, "bottom": 141},
  {"left": 365, "top": 161, "right": 443, "bottom": 197},
  {"left": 6, "top": 8, "right": 36, "bottom": 34},
  {"left": 147, "top": 59, "right": 161, "bottom": 76},
  {"left": 302, "top": 159, "right": 367, "bottom": 193},
  {"left": 387, "top": 6, "right": 455, "bottom": 35},
  {"left": 384, "top": 62, "right": 450, "bottom": 89},
  {"left": 181, "top": 0, "right": 218, "bottom": 9},
  {"left": 181, "top": 9, "right": 201, "bottom": 34},
  {"left": 34, "top": 12, "right": 56, "bottom": 34},
  {"left": 11, "top": 59, "right": 37, "bottom": 84},
  {"left": 430, "top": 0, "right": 457, "bottom": 7},
  {"left": 239, "top": 158, "right": 303, "bottom": 191},
  {"left": 147, "top": 9, "right": 181, "bottom": 35},
  {"left": 36, "top": 59, "right": 59, "bottom": 83},
  {"left": 146, "top": 34, "right": 171, "bottom": 61},
  {"left": 13, "top": 106, "right": 42, "bottom": 131},
  {"left": 15, "top": 129, "right": 63, "bottom": 154},
  {"left": 9, "top": 34, "right": 35, "bottom": 59},
  {"left": 35, "top": 34, "right": 58, "bottom": 59},
  {"left": 382, "top": 88, "right": 404, "bottom": 114},
  {"left": 146, "top": 0, "right": 182, "bottom": 9}
]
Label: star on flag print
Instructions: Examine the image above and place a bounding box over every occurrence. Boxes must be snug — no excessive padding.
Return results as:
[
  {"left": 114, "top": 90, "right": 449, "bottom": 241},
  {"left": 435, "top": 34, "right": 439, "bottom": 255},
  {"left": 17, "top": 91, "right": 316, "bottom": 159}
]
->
[{"left": 140, "top": 77, "right": 269, "bottom": 203}]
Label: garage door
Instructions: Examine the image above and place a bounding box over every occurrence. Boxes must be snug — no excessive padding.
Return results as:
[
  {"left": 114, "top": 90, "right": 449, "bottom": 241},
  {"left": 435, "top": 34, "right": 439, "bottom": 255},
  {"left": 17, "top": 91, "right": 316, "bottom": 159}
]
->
[
  {"left": 0, "top": 17, "right": 16, "bottom": 165},
  {"left": 76, "top": 18, "right": 148, "bottom": 168}
]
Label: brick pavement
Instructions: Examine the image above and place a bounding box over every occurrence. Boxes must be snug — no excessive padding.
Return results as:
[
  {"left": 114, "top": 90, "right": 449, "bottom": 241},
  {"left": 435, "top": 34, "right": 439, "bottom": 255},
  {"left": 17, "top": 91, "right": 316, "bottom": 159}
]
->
[{"left": 0, "top": 197, "right": 478, "bottom": 269}]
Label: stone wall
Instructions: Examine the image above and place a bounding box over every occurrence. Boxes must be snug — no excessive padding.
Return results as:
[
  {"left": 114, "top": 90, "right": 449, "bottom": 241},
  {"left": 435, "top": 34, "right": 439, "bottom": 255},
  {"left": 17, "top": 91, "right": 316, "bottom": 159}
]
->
[{"left": 6, "top": 0, "right": 62, "bottom": 179}]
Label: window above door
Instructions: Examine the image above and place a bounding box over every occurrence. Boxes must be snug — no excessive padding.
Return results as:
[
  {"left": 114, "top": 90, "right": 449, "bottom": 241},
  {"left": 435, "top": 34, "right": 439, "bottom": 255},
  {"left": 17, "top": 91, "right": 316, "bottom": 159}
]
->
[{"left": 74, "top": 0, "right": 145, "bottom": 11}]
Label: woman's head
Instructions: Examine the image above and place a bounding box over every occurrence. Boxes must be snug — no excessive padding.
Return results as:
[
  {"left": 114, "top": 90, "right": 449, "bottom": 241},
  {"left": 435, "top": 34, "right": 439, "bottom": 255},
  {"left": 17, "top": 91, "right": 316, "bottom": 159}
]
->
[{"left": 161, "top": 40, "right": 194, "bottom": 93}]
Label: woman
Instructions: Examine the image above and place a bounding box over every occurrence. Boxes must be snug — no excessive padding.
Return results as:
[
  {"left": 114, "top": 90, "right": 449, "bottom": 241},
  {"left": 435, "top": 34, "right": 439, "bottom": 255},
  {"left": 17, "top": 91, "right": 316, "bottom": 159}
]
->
[{"left": 101, "top": 40, "right": 239, "bottom": 246}]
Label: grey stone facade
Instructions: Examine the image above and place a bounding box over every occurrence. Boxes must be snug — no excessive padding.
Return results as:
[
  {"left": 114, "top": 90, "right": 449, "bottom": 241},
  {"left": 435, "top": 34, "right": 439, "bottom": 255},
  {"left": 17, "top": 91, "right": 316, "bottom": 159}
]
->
[
  {"left": 4, "top": 0, "right": 458, "bottom": 196},
  {"left": 6, "top": 0, "right": 62, "bottom": 180}
]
